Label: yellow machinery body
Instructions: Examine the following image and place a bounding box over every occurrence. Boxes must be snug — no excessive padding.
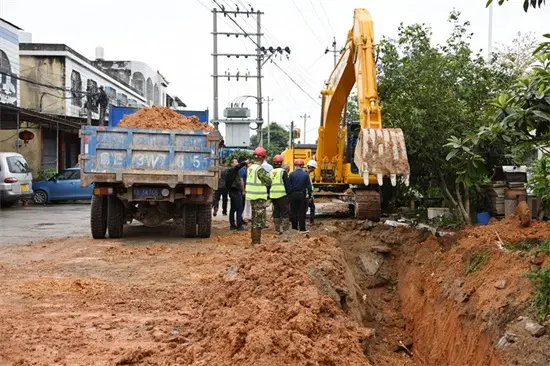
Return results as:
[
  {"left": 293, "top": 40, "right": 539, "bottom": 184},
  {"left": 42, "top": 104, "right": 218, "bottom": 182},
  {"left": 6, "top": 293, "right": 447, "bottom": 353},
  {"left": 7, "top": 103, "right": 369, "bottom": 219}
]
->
[{"left": 282, "top": 9, "right": 410, "bottom": 221}]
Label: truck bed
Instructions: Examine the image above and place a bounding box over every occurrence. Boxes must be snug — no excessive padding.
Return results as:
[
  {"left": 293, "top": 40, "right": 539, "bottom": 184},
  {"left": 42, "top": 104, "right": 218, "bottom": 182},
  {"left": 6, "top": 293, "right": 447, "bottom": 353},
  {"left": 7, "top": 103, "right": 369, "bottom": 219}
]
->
[{"left": 79, "top": 126, "right": 221, "bottom": 188}]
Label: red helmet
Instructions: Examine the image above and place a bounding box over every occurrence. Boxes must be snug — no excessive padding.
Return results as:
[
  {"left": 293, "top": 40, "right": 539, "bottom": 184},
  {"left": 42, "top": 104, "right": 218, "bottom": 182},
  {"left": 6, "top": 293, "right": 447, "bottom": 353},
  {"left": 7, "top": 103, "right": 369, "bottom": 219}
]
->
[
  {"left": 294, "top": 159, "right": 305, "bottom": 166},
  {"left": 273, "top": 155, "right": 284, "bottom": 163},
  {"left": 253, "top": 147, "right": 267, "bottom": 158}
]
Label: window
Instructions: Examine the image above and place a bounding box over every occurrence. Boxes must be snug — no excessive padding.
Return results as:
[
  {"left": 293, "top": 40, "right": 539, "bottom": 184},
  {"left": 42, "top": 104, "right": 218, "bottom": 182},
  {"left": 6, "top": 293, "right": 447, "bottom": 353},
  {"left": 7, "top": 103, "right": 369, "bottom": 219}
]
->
[
  {"left": 117, "top": 93, "right": 127, "bottom": 107},
  {"left": 146, "top": 78, "right": 153, "bottom": 105},
  {"left": 7, "top": 156, "right": 31, "bottom": 174},
  {"left": 0, "top": 50, "right": 11, "bottom": 73},
  {"left": 71, "top": 71, "right": 82, "bottom": 106},
  {"left": 131, "top": 72, "right": 145, "bottom": 96},
  {"left": 87, "top": 79, "right": 98, "bottom": 112},
  {"left": 54, "top": 170, "right": 78, "bottom": 180},
  {"left": 153, "top": 84, "right": 160, "bottom": 105}
]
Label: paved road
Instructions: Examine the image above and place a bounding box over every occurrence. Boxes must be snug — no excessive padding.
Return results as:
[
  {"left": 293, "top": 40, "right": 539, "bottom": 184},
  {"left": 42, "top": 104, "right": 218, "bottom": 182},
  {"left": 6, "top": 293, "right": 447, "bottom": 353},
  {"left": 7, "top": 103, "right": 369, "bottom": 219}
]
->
[{"left": 0, "top": 203, "right": 91, "bottom": 245}]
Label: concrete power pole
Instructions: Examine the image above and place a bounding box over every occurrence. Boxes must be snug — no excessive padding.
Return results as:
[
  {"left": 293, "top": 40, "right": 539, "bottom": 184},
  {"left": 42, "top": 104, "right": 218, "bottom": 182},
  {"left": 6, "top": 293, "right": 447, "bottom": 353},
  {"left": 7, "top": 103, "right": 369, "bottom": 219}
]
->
[
  {"left": 300, "top": 114, "right": 310, "bottom": 144},
  {"left": 211, "top": 5, "right": 288, "bottom": 149},
  {"left": 266, "top": 97, "right": 273, "bottom": 151},
  {"left": 325, "top": 37, "right": 340, "bottom": 67},
  {"left": 211, "top": 7, "right": 264, "bottom": 138}
]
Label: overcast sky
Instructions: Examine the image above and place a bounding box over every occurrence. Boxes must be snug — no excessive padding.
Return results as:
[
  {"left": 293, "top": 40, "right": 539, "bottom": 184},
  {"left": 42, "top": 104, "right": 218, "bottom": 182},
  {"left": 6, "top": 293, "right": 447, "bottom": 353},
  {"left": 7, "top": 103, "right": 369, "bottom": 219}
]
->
[{"left": 1, "top": 0, "right": 549, "bottom": 143}]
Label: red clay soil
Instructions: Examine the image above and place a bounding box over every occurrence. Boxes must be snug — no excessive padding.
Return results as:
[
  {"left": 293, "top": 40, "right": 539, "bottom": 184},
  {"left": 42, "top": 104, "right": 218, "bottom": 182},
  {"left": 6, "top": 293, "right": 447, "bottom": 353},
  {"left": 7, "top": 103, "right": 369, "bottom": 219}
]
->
[
  {"left": 118, "top": 106, "right": 214, "bottom": 131},
  {"left": 396, "top": 215, "right": 550, "bottom": 366},
  {"left": 0, "top": 227, "right": 373, "bottom": 366}
]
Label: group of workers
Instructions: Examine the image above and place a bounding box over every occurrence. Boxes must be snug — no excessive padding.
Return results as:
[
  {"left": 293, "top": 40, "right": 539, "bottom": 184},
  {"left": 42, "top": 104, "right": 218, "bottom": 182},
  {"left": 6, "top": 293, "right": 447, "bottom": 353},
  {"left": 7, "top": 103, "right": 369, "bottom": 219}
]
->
[{"left": 213, "top": 147, "right": 317, "bottom": 245}]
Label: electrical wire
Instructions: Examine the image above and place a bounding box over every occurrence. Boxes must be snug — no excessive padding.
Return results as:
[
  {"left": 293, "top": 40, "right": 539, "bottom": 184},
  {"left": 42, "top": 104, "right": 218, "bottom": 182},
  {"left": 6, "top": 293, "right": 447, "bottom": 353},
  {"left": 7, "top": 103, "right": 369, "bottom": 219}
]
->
[
  {"left": 211, "top": 0, "right": 320, "bottom": 105},
  {"left": 319, "top": 0, "right": 335, "bottom": 36},
  {"left": 289, "top": 0, "right": 324, "bottom": 46},
  {"left": 308, "top": 0, "right": 332, "bottom": 40}
]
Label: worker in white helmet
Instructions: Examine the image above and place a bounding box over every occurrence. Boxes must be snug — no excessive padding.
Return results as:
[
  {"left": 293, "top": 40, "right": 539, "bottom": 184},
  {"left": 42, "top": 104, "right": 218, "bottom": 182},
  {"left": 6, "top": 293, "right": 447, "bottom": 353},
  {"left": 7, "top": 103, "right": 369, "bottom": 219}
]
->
[{"left": 306, "top": 160, "right": 317, "bottom": 224}]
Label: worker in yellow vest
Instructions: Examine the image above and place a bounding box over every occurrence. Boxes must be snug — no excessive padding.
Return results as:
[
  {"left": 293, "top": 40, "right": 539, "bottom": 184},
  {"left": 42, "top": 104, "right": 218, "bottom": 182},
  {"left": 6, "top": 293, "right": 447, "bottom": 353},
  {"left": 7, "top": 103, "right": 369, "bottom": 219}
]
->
[
  {"left": 245, "top": 147, "right": 272, "bottom": 245},
  {"left": 270, "top": 155, "right": 291, "bottom": 235},
  {"left": 306, "top": 160, "right": 317, "bottom": 224}
]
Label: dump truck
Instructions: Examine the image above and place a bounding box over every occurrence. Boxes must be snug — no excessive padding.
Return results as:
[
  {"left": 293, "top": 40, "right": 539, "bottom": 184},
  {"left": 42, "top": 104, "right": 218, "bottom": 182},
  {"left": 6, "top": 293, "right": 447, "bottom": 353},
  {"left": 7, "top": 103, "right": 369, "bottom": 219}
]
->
[{"left": 79, "top": 124, "right": 222, "bottom": 239}]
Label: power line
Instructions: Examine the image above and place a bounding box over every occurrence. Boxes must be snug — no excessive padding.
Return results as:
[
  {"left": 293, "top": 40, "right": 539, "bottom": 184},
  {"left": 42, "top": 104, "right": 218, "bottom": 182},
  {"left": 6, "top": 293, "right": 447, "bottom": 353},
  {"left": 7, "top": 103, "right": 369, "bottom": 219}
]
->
[
  {"left": 272, "top": 62, "right": 320, "bottom": 106},
  {"left": 290, "top": 0, "right": 324, "bottom": 45},
  {"left": 210, "top": 1, "right": 320, "bottom": 105},
  {"left": 319, "top": 1, "right": 335, "bottom": 35}
]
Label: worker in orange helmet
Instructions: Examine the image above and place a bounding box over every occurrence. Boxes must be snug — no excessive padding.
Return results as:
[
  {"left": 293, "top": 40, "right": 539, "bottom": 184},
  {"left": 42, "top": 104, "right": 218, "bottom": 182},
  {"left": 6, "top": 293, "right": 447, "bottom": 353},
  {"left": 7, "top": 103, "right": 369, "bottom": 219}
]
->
[
  {"left": 288, "top": 159, "right": 312, "bottom": 232},
  {"left": 245, "top": 146, "right": 272, "bottom": 245},
  {"left": 269, "top": 154, "right": 291, "bottom": 236}
]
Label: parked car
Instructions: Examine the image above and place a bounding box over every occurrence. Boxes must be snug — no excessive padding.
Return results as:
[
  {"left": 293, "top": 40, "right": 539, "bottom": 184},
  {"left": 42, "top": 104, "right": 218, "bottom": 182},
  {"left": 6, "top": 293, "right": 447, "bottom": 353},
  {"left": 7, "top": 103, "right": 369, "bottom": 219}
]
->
[
  {"left": 0, "top": 152, "right": 34, "bottom": 208},
  {"left": 32, "top": 167, "right": 94, "bottom": 204}
]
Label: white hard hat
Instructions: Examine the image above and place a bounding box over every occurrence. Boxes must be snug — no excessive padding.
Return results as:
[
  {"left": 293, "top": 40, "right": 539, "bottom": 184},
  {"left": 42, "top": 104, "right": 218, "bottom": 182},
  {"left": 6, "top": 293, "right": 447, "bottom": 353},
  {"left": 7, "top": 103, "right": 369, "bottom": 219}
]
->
[{"left": 306, "top": 160, "right": 317, "bottom": 168}]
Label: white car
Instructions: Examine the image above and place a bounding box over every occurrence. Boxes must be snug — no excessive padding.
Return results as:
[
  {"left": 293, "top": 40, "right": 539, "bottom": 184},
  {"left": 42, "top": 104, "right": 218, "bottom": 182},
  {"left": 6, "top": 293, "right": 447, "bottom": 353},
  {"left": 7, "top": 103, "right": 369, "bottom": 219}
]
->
[{"left": 0, "top": 152, "right": 34, "bottom": 208}]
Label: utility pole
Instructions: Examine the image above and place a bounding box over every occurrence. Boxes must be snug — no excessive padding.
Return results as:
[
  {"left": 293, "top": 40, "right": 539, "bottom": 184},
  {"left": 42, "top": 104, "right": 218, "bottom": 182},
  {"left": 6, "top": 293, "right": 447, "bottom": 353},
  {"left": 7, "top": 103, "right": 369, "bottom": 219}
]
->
[
  {"left": 300, "top": 114, "right": 310, "bottom": 144},
  {"left": 86, "top": 86, "right": 92, "bottom": 126},
  {"left": 211, "top": 5, "right": 289, "bottom": 148},
  {"left": 266, "top": 97, "right": 273, "bottom": 151},
  {"left": 289, "top": 120, "right": 294, "bottom": 148},
  {"left": 325, "top": 37, "right": 341, "bottom": 67},
  {"left": 256, "top": 11, "right": 263, "bottom": 146},
  {"left": 488, "top": 1, "right": 494, "bottom": 62},
  {"left": 212, "top": 8, "right": 219, "bottom": 130}
]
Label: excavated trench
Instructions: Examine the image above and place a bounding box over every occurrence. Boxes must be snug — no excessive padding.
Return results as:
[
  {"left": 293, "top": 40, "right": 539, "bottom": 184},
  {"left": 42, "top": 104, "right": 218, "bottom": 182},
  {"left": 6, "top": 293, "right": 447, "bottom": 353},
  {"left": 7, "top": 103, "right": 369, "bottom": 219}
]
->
[{"left": 324, "top": 221, "right": 502, "bottom": 366}]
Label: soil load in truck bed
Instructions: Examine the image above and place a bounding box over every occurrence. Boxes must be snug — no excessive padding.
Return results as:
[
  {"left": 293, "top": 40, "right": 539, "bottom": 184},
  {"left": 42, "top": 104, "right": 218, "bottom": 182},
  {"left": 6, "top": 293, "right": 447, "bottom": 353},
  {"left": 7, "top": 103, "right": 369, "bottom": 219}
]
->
[{"left": 118, "top": 106, "right": 214, "bottom": 131}]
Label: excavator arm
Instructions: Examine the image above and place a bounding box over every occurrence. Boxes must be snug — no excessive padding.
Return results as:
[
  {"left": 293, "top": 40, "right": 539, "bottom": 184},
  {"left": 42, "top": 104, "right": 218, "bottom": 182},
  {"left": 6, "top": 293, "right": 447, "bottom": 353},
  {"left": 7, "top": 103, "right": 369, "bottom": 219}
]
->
[{"left": 317, "top": 8, "right": 410, "bottom": 187}]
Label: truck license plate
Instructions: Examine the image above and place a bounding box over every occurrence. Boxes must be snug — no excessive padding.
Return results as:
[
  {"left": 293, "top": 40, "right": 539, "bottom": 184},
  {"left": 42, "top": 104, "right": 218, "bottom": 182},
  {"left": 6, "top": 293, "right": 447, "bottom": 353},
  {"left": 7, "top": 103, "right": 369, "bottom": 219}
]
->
[
  {"left": 21, "top": 184, "right": 29, "bottom": 192},
  {"left": 133, "top": 187, "right": 162, "bottom": 198}
]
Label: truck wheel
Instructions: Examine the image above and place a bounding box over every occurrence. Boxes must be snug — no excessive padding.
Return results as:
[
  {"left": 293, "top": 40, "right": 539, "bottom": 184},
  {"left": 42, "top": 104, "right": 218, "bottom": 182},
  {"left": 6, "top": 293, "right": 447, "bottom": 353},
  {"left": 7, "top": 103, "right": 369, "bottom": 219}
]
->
[
  {"left": 183, "top": 204, "right": 197, "bottom": 238},
  {"left": 107, "top": 196, "right": 125, "bottom": 238},
  {"left": 197, "top": 204, "right": 212, "bottom": 238},
  {"left": 90, "top": 195, "right": 107, "bottom": 239}
]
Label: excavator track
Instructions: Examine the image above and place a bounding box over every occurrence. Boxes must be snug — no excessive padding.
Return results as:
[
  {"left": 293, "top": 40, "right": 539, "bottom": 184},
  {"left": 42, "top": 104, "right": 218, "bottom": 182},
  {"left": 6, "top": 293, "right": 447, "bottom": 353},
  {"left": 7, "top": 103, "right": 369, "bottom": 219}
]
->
[{"left": 353, "top": 190, "right": 381, "bottom": 222}]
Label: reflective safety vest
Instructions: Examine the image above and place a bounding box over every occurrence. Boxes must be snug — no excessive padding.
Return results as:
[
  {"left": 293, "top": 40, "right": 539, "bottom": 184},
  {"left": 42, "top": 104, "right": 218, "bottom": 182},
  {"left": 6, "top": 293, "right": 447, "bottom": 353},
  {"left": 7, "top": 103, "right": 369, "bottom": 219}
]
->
[
  {"left": 270, "top": 168, "right": 286, "bottom": 199},
  {"left": 246, "top": 164, "right": 268, "bottom": 201},
  {"left": 308, "top": 171, "right": 314, "bottom": 197}
]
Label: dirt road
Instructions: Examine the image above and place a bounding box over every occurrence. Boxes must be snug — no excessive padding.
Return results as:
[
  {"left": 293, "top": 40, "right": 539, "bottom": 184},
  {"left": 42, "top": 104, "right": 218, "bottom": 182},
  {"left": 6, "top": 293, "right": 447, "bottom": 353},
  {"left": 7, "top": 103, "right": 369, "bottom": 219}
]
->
[{"left": 2, "top": 214, "right": 550, "bottom": 365}]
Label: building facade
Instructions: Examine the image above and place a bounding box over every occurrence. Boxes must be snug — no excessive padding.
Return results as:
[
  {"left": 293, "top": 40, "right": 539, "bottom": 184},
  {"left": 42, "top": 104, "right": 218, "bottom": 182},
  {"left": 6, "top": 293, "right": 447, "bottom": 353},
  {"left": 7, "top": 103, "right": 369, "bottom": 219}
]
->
[
  {"left": 0, "top": 18, "right": 20, "bottom": 106},
  {"left": 0, "top": 36, "right": 171, "bottom": 175}
]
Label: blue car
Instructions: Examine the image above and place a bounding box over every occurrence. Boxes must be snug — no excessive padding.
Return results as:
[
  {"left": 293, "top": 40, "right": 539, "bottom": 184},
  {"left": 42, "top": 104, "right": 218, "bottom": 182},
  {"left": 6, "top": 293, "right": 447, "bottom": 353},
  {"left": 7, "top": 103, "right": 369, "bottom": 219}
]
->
[{"left": 32, "top": 167, "right": 94, "bottom": 204}]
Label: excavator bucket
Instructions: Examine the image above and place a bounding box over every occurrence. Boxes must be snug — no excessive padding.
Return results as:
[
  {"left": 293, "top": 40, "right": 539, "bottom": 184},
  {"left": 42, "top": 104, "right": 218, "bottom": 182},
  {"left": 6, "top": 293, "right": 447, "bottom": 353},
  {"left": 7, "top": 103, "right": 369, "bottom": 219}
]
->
[{"left": 354, "top": 128, "right": 410, "bottom": 187}]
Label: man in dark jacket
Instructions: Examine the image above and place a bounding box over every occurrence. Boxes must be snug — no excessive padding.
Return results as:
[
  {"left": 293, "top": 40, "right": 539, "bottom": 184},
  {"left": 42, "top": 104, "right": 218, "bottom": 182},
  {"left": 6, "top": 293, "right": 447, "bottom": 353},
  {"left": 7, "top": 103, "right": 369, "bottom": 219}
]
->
[
  {"left": 225, "top": 158, "right": 247, "bottom": 230},
  {"left": 212, "top": 158, "right": 228, "bottom": 216},
  {"left": 288, "top": 159, "right": 312, "bottom": 232}
]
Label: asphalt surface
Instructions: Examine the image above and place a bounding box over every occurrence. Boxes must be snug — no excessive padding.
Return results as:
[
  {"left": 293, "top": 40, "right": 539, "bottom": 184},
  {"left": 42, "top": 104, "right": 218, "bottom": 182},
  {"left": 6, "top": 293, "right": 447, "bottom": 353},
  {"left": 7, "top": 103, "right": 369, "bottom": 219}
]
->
[{"left": 0, "top": 203, "right": 91, "bottom": 245}]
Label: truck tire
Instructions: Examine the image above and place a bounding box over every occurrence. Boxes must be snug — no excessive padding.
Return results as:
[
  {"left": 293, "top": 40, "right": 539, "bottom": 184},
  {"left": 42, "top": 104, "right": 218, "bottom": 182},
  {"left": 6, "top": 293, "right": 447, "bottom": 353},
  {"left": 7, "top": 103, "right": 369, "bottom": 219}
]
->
[
  {"left": 197, "top": 204, "right": 212, "bottom": 238},
  {"left": 183, "top": 204, "right": 197, "bottom": 238},
  {"left": 107, "top": 196, "right": 125, "bottom": 238},
  {"left": 90, "top": 195, "right": 107, "bottom": 239}
]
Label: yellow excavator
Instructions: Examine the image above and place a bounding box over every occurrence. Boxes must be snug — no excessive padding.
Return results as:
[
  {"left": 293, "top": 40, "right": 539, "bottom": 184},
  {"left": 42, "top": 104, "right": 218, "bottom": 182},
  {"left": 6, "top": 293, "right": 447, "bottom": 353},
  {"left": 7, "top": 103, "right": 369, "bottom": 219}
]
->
[{"left": 282, "top": 8, "right": 410, "bottom": 221}]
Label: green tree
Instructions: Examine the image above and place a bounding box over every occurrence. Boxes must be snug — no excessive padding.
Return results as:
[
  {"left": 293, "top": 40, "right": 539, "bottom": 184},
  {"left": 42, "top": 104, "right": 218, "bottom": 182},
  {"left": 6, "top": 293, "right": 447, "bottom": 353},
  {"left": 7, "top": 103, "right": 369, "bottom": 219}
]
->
[
  {"left": 345, "top": 94, "right": 359, "bottom": 122},
  {"left": 378, "top": 11, "right": 515, "bottom": 222},
  {"left": 250, "top": 122, "right": 290, "bottom": 158},
  {"left": 486, "top": 0, "right": 546, "bottom": 12},
  {"left": 495, "top": 32, "right": 540, "bottom": 78},
  {"left": 491, "top": 35, "right": 550, "bottom": 148}
]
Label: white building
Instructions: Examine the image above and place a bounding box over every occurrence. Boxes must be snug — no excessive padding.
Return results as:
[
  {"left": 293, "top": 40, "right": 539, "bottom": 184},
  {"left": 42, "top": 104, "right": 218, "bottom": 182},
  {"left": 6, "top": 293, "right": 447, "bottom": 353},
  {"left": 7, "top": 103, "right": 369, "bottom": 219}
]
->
[{"left": 0, "top": 18, "right": 21, "bottom": 106}]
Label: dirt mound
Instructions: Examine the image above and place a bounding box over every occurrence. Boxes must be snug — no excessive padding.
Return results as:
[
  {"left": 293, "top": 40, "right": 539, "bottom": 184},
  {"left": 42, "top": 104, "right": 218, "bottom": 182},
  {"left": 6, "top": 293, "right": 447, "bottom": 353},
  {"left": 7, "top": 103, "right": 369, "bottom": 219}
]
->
[
  {"left": 175, "top": 236, "right": 374, "bottom": 365},
  {"left": 118, "top": 106, "right": 214, "bottom": 131},
  {"left": 516, "top": 201, "right": 532, "bottom": 227}
]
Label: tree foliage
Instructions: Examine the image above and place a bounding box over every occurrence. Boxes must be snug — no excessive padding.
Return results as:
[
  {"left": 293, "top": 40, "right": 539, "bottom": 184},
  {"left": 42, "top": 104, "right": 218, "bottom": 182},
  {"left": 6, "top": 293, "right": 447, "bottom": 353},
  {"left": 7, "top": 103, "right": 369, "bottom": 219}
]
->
[
  {"left": 495, "top": 32, "right": 540, "bottom": 78},
  {"left": 490, "top": 35, "right": 550, "bottom": 148},
  {"left": 486, "top": 0, "right": 546, "bottom": 12},
  {"left": 250, "top": 122, "right": 290, "bottom": 158},
  {"left": 378, "top": 11, "right": 515, "bottom": 222}
]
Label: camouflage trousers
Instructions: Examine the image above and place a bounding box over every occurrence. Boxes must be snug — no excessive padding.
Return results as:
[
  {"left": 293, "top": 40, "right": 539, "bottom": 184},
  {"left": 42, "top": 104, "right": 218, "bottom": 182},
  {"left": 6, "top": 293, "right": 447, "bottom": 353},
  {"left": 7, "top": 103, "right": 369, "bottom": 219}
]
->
[{"left": 250, "top": 199, "right": 267, "bottom": 229}]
